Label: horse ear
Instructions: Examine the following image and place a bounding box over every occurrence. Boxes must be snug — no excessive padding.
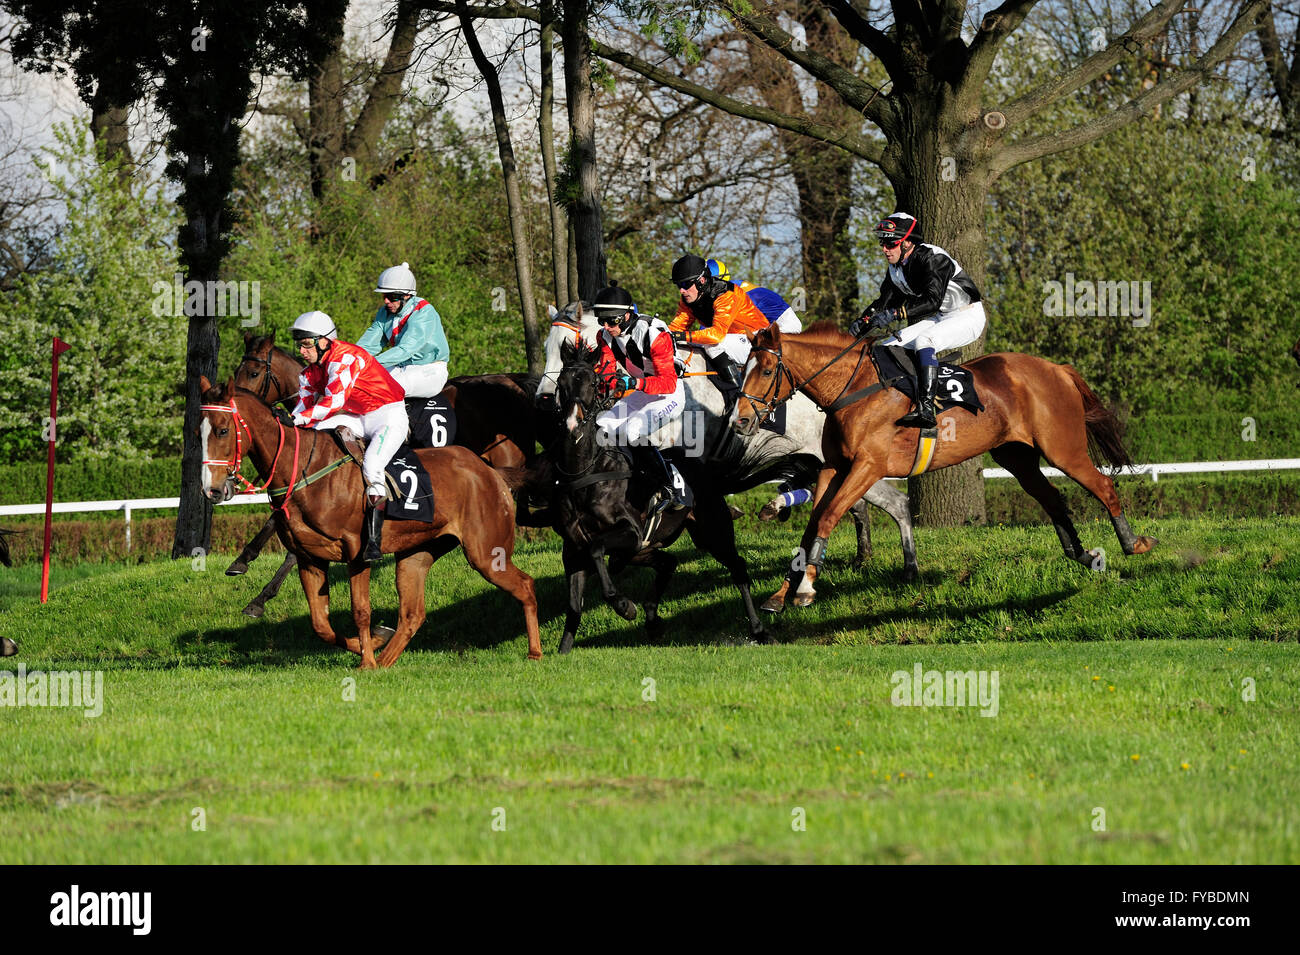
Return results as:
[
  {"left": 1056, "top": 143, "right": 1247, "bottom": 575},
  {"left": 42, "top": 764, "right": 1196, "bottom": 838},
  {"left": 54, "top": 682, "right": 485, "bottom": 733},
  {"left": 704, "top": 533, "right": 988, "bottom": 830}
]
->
[
  {"left": 561, "top": 338, "right": 577, "bottom": 364},
  {"left": 583, "top": 343, "right": 601, "bottom": 365},
  {"left": 222, "top": 378, "right": 235, "bottom": 399},
  {"left": 547, "top": 303, "right": 558, "bottom": 320},
  {"left": 242, "top": 329, "right": 253, "bottom": 345},
  {"left": 199, "top": 374, "right": 213, "bottom": 393}
]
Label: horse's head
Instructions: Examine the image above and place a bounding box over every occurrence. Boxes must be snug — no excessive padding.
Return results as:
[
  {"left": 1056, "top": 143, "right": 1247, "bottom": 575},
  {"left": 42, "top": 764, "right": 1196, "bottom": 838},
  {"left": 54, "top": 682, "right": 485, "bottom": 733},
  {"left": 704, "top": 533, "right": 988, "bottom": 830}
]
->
[
  {"left": 734, "top": 324, "right": 791, "bottom": 436},
  {"left": 234, "top": 330, "right": 301, "bottom": 405},
  {"left": 198, "top": 376, "right": 247, "bottom": 503},
  {"left": 538, "top": 300, "right": 598, "bottom": 408},
  {"left": 555, "top": 339, "right": 608, "bottom": 442}
]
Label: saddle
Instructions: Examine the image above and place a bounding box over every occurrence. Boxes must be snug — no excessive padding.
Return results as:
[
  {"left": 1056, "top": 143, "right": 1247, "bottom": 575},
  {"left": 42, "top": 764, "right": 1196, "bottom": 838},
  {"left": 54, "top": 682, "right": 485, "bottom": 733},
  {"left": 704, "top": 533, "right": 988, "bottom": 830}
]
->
[
  {"left": 328, "top": 429, "right": 434, "bottom": 520},
  {"left": 870, "top": 344, "right": 985, "bottom": 414}
]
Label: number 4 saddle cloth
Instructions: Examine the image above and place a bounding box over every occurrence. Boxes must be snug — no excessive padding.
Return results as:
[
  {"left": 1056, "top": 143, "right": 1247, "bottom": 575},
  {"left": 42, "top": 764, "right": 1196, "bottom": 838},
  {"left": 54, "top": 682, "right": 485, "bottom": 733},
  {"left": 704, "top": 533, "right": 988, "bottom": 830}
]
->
[{"left": 871, "top": 344, "right": 985, "bottom": 415}]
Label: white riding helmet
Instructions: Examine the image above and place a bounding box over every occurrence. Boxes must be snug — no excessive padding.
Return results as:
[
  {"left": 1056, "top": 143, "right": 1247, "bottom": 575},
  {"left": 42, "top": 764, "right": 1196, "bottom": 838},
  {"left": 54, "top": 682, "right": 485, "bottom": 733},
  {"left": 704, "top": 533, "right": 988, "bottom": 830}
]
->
[
  {"left": 375, "top": 261, "right": 417, "bottom": 295},
  {"left": 290, "top": 310, "right": 338, "bottom": 341}
]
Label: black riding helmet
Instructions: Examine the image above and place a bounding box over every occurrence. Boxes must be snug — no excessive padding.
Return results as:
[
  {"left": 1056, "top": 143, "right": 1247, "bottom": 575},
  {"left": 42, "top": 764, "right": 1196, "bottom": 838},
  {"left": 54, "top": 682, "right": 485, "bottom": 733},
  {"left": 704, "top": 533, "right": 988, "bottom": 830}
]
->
[
  {"left": 873, "top": 212, "right": 921, "bottom": 247},
  {"left": 671, "top": 253, "right": 708, "bottom": 290},
  {"left": 593, "top": 282, "right": 638, "bottom": 332}
]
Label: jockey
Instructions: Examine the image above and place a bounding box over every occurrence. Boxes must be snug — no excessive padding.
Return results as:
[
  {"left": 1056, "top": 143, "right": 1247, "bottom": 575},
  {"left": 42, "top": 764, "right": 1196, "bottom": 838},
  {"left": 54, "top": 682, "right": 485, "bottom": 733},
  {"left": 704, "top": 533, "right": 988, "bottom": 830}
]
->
[
  {"left": 357, "top": 261, "right": 450, "bottom": 398},
  {"left": 708, "top": 258, "right": 803, "bottom": 335},
  {"left": 668, "top": 253, "right": 770, "bottom": 410},
  {"left": 848, "top": 212, "right": 986, "bottom": 429},
  {"left": 592, "top": 283, "right": 689, "bottom": 514},
  {"left": 290, "top": 310, "right": 409, "bottom": 562}
]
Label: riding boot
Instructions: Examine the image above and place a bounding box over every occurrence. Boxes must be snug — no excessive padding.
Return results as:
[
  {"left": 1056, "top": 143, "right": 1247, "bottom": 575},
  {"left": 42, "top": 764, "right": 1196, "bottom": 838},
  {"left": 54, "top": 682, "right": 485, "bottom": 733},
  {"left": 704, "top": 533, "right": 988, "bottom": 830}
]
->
[
  {"left": 637, "top": 446, "right": 687, "bottom": 516},
  {"left": 705, "top": 353, "right": 744, "bottom": 416},
  {"left": 897, "top": 364, "right": 938, "bottom": 429},
  {"left": 364, "top": 501, "right": 385, "bottom": 562}
]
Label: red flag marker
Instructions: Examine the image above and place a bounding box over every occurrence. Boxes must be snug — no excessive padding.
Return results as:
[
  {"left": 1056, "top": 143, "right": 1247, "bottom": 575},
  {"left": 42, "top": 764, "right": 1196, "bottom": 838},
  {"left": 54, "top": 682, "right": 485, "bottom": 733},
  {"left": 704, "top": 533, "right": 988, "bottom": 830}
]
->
[{"left": 40, "top": 336, "right": 71, "bottom": 604}]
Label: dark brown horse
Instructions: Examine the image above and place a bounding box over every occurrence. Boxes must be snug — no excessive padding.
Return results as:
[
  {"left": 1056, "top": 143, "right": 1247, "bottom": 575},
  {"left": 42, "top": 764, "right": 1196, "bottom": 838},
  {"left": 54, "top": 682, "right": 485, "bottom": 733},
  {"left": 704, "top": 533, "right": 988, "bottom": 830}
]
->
[
  {"left": 735, "top": 323, "right": 1156, "bottom": 611},
  {"left": 198, "top": 377, "right": 542, "bottom": 665},
  {"left": 226, "top": 333, "right": 545, "bottom": 617}
]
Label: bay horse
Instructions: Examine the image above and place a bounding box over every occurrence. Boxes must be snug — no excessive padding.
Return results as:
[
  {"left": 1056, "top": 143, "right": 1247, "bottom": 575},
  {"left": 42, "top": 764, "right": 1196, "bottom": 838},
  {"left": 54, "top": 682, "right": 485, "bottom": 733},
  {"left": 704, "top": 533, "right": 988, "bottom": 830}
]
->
[
  {"left": 226, "top": 333, "right": 545, "bottom": 617},
  {"left": 547, "top": 341, "right": 768, "bottom": 652},
  {"left": 735, "top": 323, "right": 1157, "bottom": 611},
  {"left": 197, "top": 377, "right": 542, "bottom": 665},
  {"left": 538, "top": 301, "right": 919, "bottom": 575}
]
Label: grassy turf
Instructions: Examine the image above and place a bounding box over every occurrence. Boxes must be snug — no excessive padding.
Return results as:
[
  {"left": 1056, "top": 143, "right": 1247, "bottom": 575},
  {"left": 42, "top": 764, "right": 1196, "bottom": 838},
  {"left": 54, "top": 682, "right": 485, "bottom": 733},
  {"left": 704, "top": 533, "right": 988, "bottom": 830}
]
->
[{"left": 1, "top": 507, "right": 1297, "bottom": 863}]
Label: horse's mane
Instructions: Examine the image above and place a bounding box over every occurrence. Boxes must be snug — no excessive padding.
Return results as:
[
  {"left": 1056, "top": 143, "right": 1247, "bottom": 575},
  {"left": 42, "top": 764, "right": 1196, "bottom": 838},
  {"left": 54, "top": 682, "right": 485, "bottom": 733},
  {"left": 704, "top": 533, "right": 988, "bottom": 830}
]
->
[{"left": 787, "top": 320, "right": 855, "bottom": 346}]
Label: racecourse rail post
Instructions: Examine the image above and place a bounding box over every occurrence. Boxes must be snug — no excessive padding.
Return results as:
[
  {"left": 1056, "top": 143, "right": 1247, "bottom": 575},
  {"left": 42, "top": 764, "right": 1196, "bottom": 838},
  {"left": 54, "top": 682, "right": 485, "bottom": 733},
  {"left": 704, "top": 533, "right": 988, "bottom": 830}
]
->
[{"left": 41, "top": 336, "right": 71, "bottom": 603}]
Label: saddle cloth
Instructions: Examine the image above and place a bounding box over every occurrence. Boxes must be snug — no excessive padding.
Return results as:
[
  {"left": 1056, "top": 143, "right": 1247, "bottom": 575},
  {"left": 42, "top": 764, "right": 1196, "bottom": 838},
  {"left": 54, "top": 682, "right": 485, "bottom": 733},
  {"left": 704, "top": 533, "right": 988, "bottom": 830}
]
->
[
  {"left": 382, "top": 448, "right": 434, "bottom": 522},
  {"left": 872, "top": 344, "right": 985, "bottom": 414},
  {"left": 406, "top": 395, "right": 457, "bottom": 448}
]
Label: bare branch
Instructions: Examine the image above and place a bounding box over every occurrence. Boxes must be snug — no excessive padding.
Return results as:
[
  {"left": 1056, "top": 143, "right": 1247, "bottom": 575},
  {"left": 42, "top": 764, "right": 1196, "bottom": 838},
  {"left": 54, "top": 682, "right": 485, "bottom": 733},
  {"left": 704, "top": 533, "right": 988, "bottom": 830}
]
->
[{"left": 993, "top": 0, "right": 1271, "bottom": 175}]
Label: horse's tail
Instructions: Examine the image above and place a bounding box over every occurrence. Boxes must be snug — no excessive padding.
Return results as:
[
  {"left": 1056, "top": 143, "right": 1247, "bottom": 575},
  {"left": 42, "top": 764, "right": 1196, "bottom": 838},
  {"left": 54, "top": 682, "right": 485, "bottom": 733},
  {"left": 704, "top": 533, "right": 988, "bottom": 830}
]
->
[
  {"left": 497, "top": 458, "right": 550, "bottom": 495},
  {"left": 0, "top": 528, "right": 15, "bottom": 567},
  {"left": 1063, "top": 365, "right": 1132, "bottom": 469}
]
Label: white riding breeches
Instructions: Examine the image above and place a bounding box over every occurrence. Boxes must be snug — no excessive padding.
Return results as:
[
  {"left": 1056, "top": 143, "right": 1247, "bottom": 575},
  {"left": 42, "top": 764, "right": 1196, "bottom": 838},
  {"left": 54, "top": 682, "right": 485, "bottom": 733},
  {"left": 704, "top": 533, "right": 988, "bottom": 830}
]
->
[
  {"left": 388, "top": 360, "right": 448, "bottom": 399},
  {"left": 881, "top": 301, "right": 986, "bottom": 354},
  {"left": 702, "top": 333, "right": 754, "bottom": 367},
  {"left": 314, "top": 400, "right": 409, "bottom": 497},
  {"left": 595, "top": 384, "right": 686, "bottom": 449},
  {"left": 773, "top": 309, "right": 802, "bottom": 335}
]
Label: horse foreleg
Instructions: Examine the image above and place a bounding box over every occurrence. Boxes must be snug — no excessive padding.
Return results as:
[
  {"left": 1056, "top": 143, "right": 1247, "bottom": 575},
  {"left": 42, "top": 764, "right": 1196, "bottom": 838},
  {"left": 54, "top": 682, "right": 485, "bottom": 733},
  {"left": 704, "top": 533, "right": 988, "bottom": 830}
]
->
[
  {"left": 764, "top": 466, "right": 839, "bottom": 614},
  {"left": 861, "top": 479, "right": 919, "bottom": 582},
  {"left": 297, "top": 554, "right": 363, "bottom": 655},
  {"left": 687, "top": 495, "right": 769, "bottom": 643},
  {"left": 848, "top": 498, "right": 873, "bottom": 567},
  {"left": 792, "top": 461, "right": 884, "bottom": 607},
  {"left": 642, "top": 550, "right": 678, "bottom": 641},
  {"left": 346, "top": 559, "right": 378, "bottom": 669},
  {"left": 242, "top": 551, "right": 298, "bottom": 618},
  {"left": 377, "top": 550, "right": 434, "bottom": 668},
  {"left": 589, "top": 520, "right": 641, "bottom": 621},
  {"left": 559, "top": 546, "right": 590, "bottom": 655},
  {"left": 226, "top": 514, "right": 278, "bottom": 576}
]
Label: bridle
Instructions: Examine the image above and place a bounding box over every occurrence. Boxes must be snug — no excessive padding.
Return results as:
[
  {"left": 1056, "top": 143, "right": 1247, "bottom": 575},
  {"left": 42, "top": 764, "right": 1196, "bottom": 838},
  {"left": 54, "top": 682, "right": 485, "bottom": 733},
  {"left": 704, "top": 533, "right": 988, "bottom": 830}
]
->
[
  {"left": 235, "top": 347, "right": 295, "bottom": 405},
  {"left": 552, "top": 364, "right": 621, "bottom": 480},
  {"left": 740, "top": 334, "right": 881, "bottom": 424},
  {"left": 200, "top": 396, "right": 302, "bottom": 509}
]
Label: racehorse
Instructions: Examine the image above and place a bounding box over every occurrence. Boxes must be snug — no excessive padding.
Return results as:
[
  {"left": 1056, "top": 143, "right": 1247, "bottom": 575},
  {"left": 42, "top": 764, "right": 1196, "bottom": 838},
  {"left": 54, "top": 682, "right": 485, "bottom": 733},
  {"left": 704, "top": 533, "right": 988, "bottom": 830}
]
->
[
  {"left": 198, "top": 377, "right": 542, "bottom": 665},
  {"left": 227, "top": 334, "right": 545, "bottom": 617},
  {"left": 736, "top": 323, "right": 1157, "bottom": 611},
  {"left": 0, "top": 528, "right": 13, "bottom": 656},
  {"left": 548, "top": 341, "right": 767, "bottom": 651},
  {"left": 538, "top": 302, "right": 919, "bottom": 577}
]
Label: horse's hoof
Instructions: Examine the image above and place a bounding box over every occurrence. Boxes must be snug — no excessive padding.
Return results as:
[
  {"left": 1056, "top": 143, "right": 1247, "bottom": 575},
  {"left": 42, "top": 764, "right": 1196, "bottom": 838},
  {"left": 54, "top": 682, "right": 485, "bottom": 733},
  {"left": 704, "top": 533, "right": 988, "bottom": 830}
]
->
[
  {"left": 758, "top": 503, "right": 780, "bottom": 522},
  {"left": 225, "top": 561, "right": 249, "bottom": 577},
  {"left": 1, "top": 638, "right": 17, "bottom": 657},
  {"left": 358, "top": 659, "right": 379, "bottom": 671},
  {"left": 748, "top": 628, "right": 777, "bottom": 646},
  {"left": 760, "top": 597, "right": 786, "bottom": 614},
  {"left": 1133, "top": 536, "right": 1158, "bottom": 555},
  {"left": 728, "top": 505, "right": 744, "bottom": 520},
  {"left": 558, "top": 634, "right": 575, "bottom": 655},
  {"left": 1077, "top": 549, "right": 1105, "bottom": 572},
  {"left": 616, "top": 600, "right": 638, "bottom": 621},
  {"left": 241, "top": 603, "right": 266, "bottom": 619},
  {"left": 371, "top": 625, "right": 396, "bottom": 651},
  {"left": 528, "top": 651, "right": 543, "bottom": 661},
  {"left": 791, "top": 591, "right": 816, "bottom": 608}
]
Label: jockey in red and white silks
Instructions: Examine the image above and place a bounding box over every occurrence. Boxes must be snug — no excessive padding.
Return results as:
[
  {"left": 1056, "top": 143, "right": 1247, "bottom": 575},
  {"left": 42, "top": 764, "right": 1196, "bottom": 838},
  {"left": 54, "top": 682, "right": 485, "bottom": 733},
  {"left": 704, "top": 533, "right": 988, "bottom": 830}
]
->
[
  {"left": 290, "top": 310, "right": 408, "bottom": 502},
  {"left": 591, "top": 287, "right": 685, "bottom": 450}
]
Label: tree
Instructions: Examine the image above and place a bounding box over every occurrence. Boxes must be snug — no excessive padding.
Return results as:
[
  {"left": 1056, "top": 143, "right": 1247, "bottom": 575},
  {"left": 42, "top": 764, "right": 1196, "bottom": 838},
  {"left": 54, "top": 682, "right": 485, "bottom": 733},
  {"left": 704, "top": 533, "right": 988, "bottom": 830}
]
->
[
  {"left": 588, "top": 0, "right": 1270, "bottom": 525},
  {"left": 7, "top": 0, "right": 348, "bottom": 556}
]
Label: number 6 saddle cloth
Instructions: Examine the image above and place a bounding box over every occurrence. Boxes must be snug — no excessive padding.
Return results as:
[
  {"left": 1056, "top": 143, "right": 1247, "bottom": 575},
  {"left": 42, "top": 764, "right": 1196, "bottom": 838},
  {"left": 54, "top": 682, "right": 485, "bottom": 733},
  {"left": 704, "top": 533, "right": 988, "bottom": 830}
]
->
[{"left": 871, "top": 344, "right": 985, "bottom": 416}]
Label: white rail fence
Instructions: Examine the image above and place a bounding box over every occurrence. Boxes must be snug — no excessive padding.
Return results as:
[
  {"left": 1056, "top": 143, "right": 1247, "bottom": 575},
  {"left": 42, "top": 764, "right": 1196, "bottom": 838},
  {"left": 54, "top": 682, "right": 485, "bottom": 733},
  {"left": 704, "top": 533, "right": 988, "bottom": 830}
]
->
[{"left": 1, "top": 459, "right": 1297, "bottom": 552}]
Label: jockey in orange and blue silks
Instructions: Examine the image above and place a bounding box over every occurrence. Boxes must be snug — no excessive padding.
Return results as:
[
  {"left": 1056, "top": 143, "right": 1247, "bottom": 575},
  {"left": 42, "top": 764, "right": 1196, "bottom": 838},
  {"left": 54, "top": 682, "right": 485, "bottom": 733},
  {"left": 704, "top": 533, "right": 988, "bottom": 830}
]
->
[
  {"left": 848, "top": 212, "right": 986, "bottom": 429},
  {"left": 357, "top": 261, "right": 450, "bottom": 399},
  {"left": 706, "top": 257, "right": 803, "bottom": 336},
  {"left": 668, "top": 253, "right": 772, "bottom": 408}
]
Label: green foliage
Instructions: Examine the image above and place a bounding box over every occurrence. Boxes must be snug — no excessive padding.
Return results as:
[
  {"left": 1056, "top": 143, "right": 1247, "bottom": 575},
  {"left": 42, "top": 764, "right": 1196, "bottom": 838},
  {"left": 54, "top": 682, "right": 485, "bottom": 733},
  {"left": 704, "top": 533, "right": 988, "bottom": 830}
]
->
[
  {"left": 0, "top": 456, "right": 179, "bottom": 506},
  {"left": 223, "top": 114, "right": 533, "bottom": 377},
  {"left": 0, "top": 124, "right": 184, "bottom": 463}
]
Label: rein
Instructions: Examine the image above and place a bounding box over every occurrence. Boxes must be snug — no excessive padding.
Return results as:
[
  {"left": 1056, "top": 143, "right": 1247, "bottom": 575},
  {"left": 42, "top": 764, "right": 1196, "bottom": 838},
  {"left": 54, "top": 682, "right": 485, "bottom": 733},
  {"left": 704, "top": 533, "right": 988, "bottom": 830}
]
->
[{"left": 742, "top": 334, "right": 897, "bottom": 422}]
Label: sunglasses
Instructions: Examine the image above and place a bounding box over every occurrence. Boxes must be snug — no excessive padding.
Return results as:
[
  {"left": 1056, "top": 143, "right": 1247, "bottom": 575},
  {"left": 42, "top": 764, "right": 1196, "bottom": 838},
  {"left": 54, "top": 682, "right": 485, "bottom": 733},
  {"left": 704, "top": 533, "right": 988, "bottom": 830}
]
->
[
  {"left": 296, "top": 337, "right": 320, "bottom": 348},
  {"left": 599, "top": 314, "right": 624, "bottom": 326},
  {"left": 382, "top": 292, "right": 404, "bottom": 302},
  {"left": 880, "top": 238, "right": 904, "bottom": 250}
]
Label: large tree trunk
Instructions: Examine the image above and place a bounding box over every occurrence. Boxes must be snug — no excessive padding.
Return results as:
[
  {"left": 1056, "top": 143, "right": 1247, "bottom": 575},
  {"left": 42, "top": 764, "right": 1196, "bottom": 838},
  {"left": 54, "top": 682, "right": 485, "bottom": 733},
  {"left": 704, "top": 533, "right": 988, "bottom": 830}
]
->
[
  {"left": 90, "top": 102, "right": 133, "bottom": 178},
  {"left": 306, "top": 5, "right": 346, "bottom": 202},
  {"left": 788, "top": 140, "right": 857, "bottom": 319},
  {"left": 539, "top": 0, "right": 569, "bottom": 307},
  {"left": 889, "top": 91, "right": 991, "bottom": 527},
  {"left": 458, "top": 4, "right": 542, "bottom": 373},
  {"left": 560, "top": 0, "right": 606, "bottom": 300}
]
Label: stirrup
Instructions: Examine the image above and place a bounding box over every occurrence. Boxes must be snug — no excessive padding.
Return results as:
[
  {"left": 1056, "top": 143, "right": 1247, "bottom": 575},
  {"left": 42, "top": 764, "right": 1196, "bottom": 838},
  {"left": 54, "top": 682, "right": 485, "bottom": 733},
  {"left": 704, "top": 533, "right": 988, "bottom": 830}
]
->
[{"left": 897, "top": 405, "right": 936, "bottom": 429}]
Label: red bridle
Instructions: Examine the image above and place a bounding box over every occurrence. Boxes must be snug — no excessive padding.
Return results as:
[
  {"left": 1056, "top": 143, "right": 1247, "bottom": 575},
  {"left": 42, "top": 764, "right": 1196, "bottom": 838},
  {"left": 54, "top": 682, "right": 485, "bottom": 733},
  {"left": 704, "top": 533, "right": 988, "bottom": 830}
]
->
[{"left": 200, "top": 397, "right": 301, "bottom": 509}]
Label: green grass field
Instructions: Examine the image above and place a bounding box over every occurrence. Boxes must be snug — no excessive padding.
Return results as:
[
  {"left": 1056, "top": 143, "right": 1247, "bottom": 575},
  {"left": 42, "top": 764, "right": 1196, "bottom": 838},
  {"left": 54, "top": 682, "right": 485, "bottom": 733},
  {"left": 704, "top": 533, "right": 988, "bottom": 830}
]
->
[{"left": 2, "top": 505, "right": 1298, "bottom": 863}]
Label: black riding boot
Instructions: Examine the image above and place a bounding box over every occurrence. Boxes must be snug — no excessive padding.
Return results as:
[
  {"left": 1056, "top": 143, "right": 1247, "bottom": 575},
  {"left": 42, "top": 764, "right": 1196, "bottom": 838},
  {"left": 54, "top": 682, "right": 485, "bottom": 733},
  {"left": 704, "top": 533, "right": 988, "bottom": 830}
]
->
[
  {"left": 705, "top": 353, "right": 744, "bottom": 415},
  {"left": 364, "top": 501, "right": 385, "bottom": 562},
  {"left": 637, "top": 446, "right": 688, "bottom": 516},
  {"left": 898, "top": 364, "right": 938, "bottom": 428}
]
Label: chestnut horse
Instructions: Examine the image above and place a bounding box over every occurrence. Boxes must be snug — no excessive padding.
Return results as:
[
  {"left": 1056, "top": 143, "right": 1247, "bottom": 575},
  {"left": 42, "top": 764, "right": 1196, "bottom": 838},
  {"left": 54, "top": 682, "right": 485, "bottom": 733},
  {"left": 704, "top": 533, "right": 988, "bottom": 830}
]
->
[
  {"left": 736, "top": 323, "right": 1157, "bottom": 611},
  {"left": 198, "top": 377, "right": 542, "bottom": 665},
  {"left": 226, "top": 334, "right": 544, "bottom": 617}
]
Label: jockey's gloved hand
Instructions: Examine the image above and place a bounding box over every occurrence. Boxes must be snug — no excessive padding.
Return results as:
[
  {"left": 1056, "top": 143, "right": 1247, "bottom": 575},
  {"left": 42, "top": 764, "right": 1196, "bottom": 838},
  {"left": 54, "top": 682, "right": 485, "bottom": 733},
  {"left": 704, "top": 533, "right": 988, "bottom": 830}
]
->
[
  {"left": 673, "top": 357, "right": 686, "bottom": 377},
  {"left": 868, "top": 307, "right": 899, "bottom": 331},
  {"left": 615, "top": 372, "right": 637, "bottom": 395},
  {"left": 670, "top": 330, "right": 689, "bottom": 346}
]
